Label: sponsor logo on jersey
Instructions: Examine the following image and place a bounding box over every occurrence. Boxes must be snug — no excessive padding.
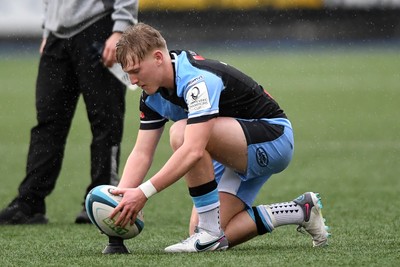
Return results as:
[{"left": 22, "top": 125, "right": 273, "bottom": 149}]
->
[
  {"left": 189, "top": 50, "right": 205, "bottom": 60},
  {"left": 194, "top": 55, "right": 205, "bottom": 60},
  {"left": 187, "top": 75, "right": 204, "bottom": 88},
  {"left": 186, "top": 81, "right": 211, "bottom": 112}
]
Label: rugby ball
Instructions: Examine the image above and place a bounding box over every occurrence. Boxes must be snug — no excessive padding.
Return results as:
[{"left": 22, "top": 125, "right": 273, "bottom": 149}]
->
[{"left": 85, "top": 185, "right": 144, "bottom": 239}]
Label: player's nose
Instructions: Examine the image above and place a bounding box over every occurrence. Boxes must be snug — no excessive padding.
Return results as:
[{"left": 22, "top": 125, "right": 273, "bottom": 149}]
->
[{"left": 129, "top": 75, "right": 139, "bottom": 85}]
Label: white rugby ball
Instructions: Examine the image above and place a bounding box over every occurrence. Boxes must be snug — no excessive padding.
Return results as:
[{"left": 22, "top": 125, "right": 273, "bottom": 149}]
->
[{"left": 85, "top": 185, "right": 144, "bottom": 239}]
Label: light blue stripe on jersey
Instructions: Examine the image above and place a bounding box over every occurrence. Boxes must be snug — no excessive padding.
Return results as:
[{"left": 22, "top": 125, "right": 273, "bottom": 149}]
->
[
  {"left": 192, "top": 188, "right": 220, "bottom": 213},
  {"left": 145, "top": 93, "right": 188, "bottom": 122}
]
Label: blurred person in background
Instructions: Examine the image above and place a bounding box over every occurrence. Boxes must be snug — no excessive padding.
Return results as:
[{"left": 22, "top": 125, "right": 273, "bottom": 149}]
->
[{"left": 0, "top": 0, "right": 138, "bottom": 225}]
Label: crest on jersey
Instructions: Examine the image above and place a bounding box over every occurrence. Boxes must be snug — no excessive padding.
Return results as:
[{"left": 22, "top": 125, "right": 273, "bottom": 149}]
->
[
  {"left": 186, "top": 81, "right": 211, "bottom": 112},
  {"left": 256, "top": 147, "right": 269, "bottom": 167}
]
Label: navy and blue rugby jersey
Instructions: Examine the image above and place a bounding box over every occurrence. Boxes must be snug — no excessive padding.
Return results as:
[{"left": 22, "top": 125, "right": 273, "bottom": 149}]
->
[{"left": 139, "top": 50, "right": 286, "bottom": 130}]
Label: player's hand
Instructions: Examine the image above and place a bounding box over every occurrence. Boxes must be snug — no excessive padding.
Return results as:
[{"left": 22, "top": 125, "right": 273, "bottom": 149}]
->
[
  {"left": 102, "top": 32, "right": 122, "bottom": 67},
  {"left": 109, "top": 187, "right": 147, "bottom": 228}
]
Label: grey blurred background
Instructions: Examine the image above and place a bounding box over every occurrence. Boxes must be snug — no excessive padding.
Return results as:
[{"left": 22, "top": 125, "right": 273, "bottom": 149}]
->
[{"left": 1, "top": 0, "right": 399, "bottom": 53}]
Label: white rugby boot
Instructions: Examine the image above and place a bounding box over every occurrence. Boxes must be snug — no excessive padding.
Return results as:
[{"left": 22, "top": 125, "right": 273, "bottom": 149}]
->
[
  {"left": 293, "top": 192, "right": 331, "bottom": 247},
  {"left": 165, "top": 226, "right": 228, "bottom": 253}
]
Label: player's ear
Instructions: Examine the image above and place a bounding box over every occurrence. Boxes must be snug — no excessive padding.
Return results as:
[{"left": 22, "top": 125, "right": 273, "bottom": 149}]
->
[{"left": 153, "top": 50, "right": 163, "bottom": 65}]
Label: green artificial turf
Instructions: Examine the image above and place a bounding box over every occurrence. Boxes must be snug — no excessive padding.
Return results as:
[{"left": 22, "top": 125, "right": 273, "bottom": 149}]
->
[{"left": 0, "top": 44, "right": 399, "bottom": 266}]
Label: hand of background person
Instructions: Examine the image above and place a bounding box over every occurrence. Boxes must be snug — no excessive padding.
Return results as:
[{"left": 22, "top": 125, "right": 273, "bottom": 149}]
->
[
  {"left": 102, "top": 32, "right": 122, "bottom": 67},
  {"left": 39, "top": 38, "right": 47, "bottom": 54}
]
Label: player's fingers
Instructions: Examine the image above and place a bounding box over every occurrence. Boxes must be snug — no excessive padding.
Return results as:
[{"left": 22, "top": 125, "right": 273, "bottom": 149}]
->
[
  {"left": 121, "top": 216, "right": 130, "bottom": 228},
  {"left": 130, "top": 214, "right": 137, "bottom": 226},
  {"left": 128, "top": 211, "right": 139, "bottom": 226},
  {"left": 109, "top": 188, "right": 124, "bottom": 196},
  {"left": 110, "top": 202, "right": 123, "bottom": 219},
  {"left": 114, "top": 206, "right": 127, "bottom": 226},
  {"left": 120, "top": 208, "right": 135, "bottom": 228}
]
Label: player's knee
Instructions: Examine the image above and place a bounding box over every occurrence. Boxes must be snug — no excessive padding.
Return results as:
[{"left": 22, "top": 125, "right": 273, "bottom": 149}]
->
[{"left": 169, "top": 120, "right": 186, "bottom": 151}]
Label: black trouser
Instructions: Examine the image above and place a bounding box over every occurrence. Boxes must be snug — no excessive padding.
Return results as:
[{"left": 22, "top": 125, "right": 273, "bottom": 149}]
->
[{"left": 17, "top": 16, "right": 126, "bottom": 213}]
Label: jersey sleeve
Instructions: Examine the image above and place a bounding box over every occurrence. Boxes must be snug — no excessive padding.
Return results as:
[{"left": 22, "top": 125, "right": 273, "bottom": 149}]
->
[
  {"left": 139, "top": 92, "right": 168, "bottom": 130},
  {"left": 184, "top": 74, "right": 224, "bottom": 124}
]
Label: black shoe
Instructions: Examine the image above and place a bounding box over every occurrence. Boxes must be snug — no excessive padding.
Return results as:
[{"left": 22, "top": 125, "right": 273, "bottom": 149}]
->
[
  {"left": 75, "top": 208, "right": 92, "bottom": 224},
  {"left": 0, "top": 201, "right": 48, "bottom": 225}
]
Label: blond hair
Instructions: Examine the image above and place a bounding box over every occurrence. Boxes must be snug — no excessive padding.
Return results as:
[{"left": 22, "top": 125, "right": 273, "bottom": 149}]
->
[{"left": 116, "top": 23, "right": 167, "bottom": 68}]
